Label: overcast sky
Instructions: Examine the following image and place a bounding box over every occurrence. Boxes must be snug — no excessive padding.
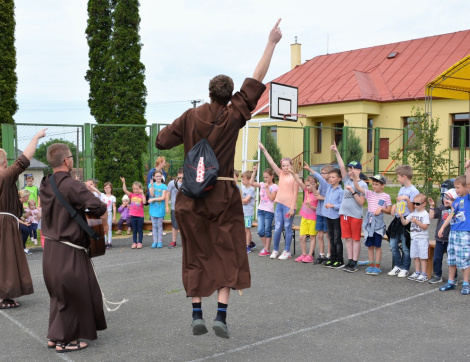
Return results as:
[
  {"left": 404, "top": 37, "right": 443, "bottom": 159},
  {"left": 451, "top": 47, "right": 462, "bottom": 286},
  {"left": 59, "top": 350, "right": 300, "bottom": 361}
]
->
[{"left": 13, "top": 0, "right": 470, "bottom": 127}]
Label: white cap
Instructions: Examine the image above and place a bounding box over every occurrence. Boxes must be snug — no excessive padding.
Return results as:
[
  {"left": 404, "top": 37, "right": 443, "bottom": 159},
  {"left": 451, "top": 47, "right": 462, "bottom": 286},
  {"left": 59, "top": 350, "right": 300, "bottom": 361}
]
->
[{"left": 445, "top": 188, "right": 458, "bottom": 200}]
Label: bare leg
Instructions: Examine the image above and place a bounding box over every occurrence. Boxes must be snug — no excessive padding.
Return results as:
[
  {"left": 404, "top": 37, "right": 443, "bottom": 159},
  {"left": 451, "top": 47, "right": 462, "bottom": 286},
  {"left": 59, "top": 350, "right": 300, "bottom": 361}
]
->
[
  {"left": 245, "top": 228, "right": 252, "bottom": 246},
  {"left": 217, "top": 287, "right": 230, "bottom": 304},
  {"left": 375, "top": 247, "right": 382, "bottom": 264},
  {"left": 308, "top": 235, "right": 316, "bottom": 256},
  {"left": 259, "top": 235, "right": 266, "bottom": 249},
  {"left": 299, "top": 235, "right": 307, "bottom": 255},
  {"left": 345, "top": 238, "right": 353, "bottom": 259},
  {"left": 265, "top": 236, "right": 272, "bottom": 251},
  {"left": 352, "top": 240, "right": 361, "bottom": 260},
  {"left": 317, "top": 231, "right": 324, "bottom": 254},
  {"left": 421, "top": 259, "right": 428, "bottom": 275},
  {"left": 449, "top": 265, "right": 457, "bottom": 280},
  {"left": 367, "top": 247, "right": 374, "bottom": 265},
  {"left": 414, "top": 258, "right": 421, "bottom": 273}
]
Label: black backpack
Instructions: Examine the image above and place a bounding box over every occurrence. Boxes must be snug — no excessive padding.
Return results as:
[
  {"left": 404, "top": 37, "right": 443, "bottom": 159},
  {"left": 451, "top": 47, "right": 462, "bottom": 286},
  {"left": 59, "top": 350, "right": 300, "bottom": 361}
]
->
[{"left": 181, "top": 112, "right": 223, "bottom": 198}]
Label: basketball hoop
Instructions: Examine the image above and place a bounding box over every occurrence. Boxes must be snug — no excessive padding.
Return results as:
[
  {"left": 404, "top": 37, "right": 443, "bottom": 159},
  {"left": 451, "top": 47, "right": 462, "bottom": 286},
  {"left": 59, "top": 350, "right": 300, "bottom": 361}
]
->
[{"left": 283, "top": 113, "right": 306, "bottom": 120}]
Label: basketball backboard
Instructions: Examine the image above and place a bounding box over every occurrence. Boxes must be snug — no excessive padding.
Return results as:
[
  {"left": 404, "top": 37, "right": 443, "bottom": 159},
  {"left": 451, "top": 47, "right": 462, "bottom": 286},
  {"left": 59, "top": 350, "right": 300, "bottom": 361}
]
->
[{"left": 269, "top": 82, "right": 298, "bottom": 121}]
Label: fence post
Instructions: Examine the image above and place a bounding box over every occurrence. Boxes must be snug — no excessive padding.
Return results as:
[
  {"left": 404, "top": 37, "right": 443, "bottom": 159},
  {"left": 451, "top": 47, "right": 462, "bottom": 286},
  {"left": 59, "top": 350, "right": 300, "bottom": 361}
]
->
[
  {"left": 460, "top": 125, "right": 465, "bottom": 175},
  {"left": 151, "top": 124, "right": 159, "bottom": 168},
  {"left": 84, "top": 123, "right": 93, "bottom": 181},
  {"left": 303, "top": 126, "right": 310, "bottom": 180},
  {"left": 341, "top": 126, "right": 348, "bottom": 163},
  {"left": 374, "top": 128, "right": 380, "bottom": 174},
  {"left": 260, "top": 126, "right": 267, "bottom": 175},
  {"left": 1, "top": 123, "right": 16, "bottom": 166}
]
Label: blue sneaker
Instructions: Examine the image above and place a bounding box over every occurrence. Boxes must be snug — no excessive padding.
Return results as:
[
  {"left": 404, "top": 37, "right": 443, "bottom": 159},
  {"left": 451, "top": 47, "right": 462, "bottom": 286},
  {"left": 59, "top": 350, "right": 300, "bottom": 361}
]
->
[
  {"left": 249, "top": 241, "right": 257, "bottom": 250},
  {"left": 439, "top": 281, "right": 456, "bottom": 291},
  {"left": 370, "top": 267, "right": 382, "bottom": 276},
  {"left": 157, "top": 242, "right": 163, "bottom": 248},
  {"left": 247, "top": 246, "right": 251, "bottom": 253},
  {"left": 151, "top": 242, "right": 157, "bottom": 248},
  {"left": 365, "top": 266, "right": 373, "bottom": 274},
  {"left": 461, "top": 284, "right": 470, "bottom": 295}
]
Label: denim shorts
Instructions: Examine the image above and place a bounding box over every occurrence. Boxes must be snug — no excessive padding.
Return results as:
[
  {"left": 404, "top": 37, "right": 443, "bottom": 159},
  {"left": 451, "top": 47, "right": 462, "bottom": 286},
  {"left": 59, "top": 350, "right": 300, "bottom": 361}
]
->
[{"left": 315, "top": 215, "right": 328, "bottom": 232}]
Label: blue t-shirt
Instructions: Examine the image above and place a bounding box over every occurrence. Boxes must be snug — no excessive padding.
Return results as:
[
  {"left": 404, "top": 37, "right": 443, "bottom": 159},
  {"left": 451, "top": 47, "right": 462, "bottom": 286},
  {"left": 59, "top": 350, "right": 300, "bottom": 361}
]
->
[
  {"left": 451, "top": 194, "right": 470, "bottom": 231},
  {"left": 148, "top": 182, "right": 167, "bottom": 218}
]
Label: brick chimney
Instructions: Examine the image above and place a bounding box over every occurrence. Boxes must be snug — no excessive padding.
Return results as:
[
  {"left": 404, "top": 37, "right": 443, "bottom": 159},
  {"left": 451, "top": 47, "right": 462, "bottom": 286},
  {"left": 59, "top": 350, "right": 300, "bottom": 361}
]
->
[{"left": 291, "top": 36, "right": 301, "bottom": 69}]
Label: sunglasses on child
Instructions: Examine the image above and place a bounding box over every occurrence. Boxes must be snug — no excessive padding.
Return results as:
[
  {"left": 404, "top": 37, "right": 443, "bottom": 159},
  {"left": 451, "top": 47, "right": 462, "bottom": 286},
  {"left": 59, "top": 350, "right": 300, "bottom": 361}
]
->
[{"left": 412, "top": 201, "right": 425, "bottom": 206}]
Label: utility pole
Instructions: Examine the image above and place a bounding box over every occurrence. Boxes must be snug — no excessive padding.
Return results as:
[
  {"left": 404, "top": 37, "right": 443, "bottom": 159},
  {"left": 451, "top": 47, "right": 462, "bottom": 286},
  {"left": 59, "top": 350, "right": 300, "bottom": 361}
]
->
[{"left": 191, "top": 99, "right": 201, "bottom": 108}]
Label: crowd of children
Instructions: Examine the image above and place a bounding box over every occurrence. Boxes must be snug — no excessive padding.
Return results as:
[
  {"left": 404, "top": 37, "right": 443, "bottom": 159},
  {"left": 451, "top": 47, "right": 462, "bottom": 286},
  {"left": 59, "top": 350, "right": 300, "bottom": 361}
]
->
[{"left": 22, "top": 143, "right": 470, "bottom": 296}]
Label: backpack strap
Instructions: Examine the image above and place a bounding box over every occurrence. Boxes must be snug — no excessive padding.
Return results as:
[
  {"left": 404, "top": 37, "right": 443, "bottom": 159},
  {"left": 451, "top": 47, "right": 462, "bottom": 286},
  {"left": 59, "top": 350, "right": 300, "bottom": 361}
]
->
[{"left": 194, "top": 111, "right": 225, "bottom": 140}]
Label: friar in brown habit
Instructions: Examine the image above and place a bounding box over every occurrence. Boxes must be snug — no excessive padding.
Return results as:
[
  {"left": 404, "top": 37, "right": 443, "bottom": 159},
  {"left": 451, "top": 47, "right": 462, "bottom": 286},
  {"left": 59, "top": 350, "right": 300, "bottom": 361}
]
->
[
  {"left": 0, "top": 129, "right": 46, "bottom": 309},
  {"left": 155, "top": 19, "right": 283, "bottom": 338},
  {"left": 40, "top": 143, "right": 108, "bottom": 353}
]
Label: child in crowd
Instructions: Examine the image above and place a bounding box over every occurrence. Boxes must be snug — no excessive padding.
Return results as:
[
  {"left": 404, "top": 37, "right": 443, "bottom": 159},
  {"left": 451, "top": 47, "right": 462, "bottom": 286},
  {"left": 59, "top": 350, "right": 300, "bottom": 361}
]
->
[
  {"left": 399, "top": 193, "right": 430, "bottom": 282},
  {"left": 250, "top": 165, "right": 278, "bottom": 256},
  {"left": 427, "top": 188, "right": 457, "bottom": 283},
  {"left": 258, "top": 142, "right": 299, "bottom": 260},
  {"left": 85, "top": 179, "right": 101, "bottom": 198},
  {"left": 387, "top": 165, "right": 419, "bottom": 278},
  {"left": 149, "top": 170, "right": 168, "bottom": 248},
  {"left": 166, "top": 168, "right": 183, "bottom": 248},
  {"left": 242, "top": 171, "right": 256, "bottom": 253},
  {"left": 101, "top": 182, "right": 116, "bottom": 249},
  {"left": 292, "top": 168, "right": 318, "bottom": 263},
  {"left": 121, "top": 177, "right": 146, "bottom": 249},
  {"left": 331, "top": 142, "right": 368, "bottom": 273},
  {"left": 117, "top": 195, "right": 131, "bottom": 235},
  {"left": 353, "top": 174, "right": 392, "bottom": 275},
  {"left": 25, "top": 199, "right": 41, "bottom": 245},
  {"left": 23, "top": 174, "right": 40, "bottom": 207},
  {"left": 313, "top": 164, "right": 333, "bottom": 264},
  {"left": 308, "top": 165, "right": 344, "bottom": 268},
  {"left": 438, "top": 165, "right": 470, "bottom": 294}
]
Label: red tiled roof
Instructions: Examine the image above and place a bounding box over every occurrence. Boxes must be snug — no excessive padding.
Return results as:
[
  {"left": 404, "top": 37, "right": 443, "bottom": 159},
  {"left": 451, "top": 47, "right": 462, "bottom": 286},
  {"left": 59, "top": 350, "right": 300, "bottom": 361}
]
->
[{"left": 254, "top": 29, "right": 470, "bottom": 113}]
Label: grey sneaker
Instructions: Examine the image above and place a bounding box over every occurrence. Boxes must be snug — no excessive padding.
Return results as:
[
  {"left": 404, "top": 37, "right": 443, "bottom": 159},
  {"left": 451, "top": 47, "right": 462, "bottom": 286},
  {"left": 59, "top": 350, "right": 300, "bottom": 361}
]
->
[
  {"left": 407, "top": 272, "right": 420, "bottom": 281},
  {"left": 428, "top": 276, "right": 443, "bottom": 284}
]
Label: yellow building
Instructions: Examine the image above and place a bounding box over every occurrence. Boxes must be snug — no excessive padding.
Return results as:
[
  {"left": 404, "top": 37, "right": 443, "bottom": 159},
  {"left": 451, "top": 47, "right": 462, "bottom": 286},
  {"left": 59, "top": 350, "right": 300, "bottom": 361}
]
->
[{"left": 235, "top": 30, "right": 470, "bottom": 180}]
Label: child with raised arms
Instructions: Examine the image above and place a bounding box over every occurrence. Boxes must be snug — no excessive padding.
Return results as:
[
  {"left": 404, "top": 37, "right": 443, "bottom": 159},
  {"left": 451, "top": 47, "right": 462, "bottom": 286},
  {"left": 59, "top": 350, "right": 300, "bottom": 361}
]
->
[
  {"left": 352, "top": 174, "right": 392, "bottom": 275},
  {"left": 250, "top": 165, "right": 278, "bottom": 256},
  {"left": 291, "top": 166, "right": 318, "bottom": 263},
  {"left": 258, "top": 142, "right": 299, "bottom": 260},
  {"left": 121, "top": 177, "right": 146, "bottom": 249}
]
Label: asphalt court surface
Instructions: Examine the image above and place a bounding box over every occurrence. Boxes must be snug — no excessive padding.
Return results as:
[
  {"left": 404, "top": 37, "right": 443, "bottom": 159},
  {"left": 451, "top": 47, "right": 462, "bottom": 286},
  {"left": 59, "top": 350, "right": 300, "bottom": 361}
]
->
[{"left": 2, "top": 215, "right": 470, "bottom": 362}]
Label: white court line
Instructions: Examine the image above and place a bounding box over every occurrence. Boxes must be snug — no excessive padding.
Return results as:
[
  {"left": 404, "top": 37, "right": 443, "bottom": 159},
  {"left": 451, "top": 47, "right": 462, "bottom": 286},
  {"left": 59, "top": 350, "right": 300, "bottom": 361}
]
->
[
  {"left": 188, "top": 288, "right": 438, "bottom": 362},
  {"left": 1, "top": 310, "right": 73, "bottom": 362}
]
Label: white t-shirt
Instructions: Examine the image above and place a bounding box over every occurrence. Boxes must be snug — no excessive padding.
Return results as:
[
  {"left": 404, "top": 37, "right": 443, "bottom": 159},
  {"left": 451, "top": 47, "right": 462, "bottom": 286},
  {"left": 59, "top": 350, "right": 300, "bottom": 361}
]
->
[
  {"left": 101, "top": 193, "right": 116, "bottom": 213},
  {"left": 406, "top": 210, "right": 430, "bottom": 240}
]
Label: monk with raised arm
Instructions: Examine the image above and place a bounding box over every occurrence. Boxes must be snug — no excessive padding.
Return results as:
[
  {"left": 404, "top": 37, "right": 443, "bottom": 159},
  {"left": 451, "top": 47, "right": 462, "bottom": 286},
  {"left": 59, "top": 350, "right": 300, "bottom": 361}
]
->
[{"left": 155, "top": 19, "right": 282, "bottom": 338}]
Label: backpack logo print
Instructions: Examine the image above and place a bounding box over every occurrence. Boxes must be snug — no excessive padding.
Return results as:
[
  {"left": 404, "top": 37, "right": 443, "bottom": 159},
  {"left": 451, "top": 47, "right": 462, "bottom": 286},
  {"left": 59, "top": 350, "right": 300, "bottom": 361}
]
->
[{"left": 196, "top": 157, "right": 205, "bottom": 183}]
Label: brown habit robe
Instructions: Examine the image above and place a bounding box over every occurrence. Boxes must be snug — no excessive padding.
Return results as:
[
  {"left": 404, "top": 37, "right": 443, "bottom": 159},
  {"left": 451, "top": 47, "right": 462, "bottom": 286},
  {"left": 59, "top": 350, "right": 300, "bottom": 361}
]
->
[
  {"left": 0, "top": 154, "right": 34, "bottom": 299},
  {"left": 40, "top": 171, "right": 107, "bottom": 343},
  {"left": 156, "top": 78, "right": 266, "bottom": 297}
]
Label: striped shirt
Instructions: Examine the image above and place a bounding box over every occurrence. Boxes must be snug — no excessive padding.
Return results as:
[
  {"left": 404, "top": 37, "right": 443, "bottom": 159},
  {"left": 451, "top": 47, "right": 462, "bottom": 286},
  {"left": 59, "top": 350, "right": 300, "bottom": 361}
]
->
[{"left": 365, "top": 190, "right": 392, "bottom": 213}]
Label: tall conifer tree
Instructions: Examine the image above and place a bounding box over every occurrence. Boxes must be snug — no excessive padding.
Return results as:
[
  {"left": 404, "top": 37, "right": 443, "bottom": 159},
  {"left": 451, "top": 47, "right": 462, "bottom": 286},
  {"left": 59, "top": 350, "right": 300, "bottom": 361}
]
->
[
  {"left": 86, "top": 0, "right": 148, "bottom": 188},
  {"left": 0, "top": 0, "right": 18, "bottom": 141}
]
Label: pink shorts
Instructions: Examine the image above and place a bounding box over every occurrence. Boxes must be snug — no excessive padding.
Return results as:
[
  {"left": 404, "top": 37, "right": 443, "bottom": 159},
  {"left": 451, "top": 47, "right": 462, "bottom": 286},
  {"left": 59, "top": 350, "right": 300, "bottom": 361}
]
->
[{"left": 340, "top": 215, "right": 362, "bottom": 241}]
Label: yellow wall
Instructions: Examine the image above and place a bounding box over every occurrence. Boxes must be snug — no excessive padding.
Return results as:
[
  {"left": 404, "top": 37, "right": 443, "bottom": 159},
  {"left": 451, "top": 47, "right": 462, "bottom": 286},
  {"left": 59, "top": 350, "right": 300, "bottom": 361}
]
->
[{"left": 234, "top": 98, "right": 469, "bottom": 177}]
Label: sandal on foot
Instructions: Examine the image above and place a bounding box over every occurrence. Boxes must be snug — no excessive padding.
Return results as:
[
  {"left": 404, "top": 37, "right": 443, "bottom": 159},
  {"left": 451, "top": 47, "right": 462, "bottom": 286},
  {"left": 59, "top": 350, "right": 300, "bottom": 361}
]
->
[
  {"left": 191, "top": 319, "right": 208, "bottom": 335},
  {"left": 47, "top": 340, "right": 56, "bottom": 349},
  {"left": 0, "top": 299, "right": 20, "bottom": 309},
  {"left": 56, "top": 341, "right": 88, "bottom": 353},
  {"left": 212, "top": 320, "right": 230, "bottom": 339}
]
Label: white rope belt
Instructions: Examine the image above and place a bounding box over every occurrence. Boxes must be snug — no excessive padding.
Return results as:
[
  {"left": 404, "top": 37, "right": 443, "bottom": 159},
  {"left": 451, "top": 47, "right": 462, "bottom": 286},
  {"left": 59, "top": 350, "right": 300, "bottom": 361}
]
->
[
  {"left": 0, "top": 212, "right": 19, "bottom": 227},
  {"left": 217, "top": 177, "right": 236, "bottom": 181},
  {"left": 45, "top": 237, "right": 128, "bottom": 312}
]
